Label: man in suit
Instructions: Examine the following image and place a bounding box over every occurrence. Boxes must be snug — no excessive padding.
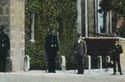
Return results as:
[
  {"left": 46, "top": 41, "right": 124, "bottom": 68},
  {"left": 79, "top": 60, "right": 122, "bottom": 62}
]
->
[
  {"left": 112, "top": 40, "right": 123, "bottom": 75},
  {"left": 74, "top": 34, "right": 87, "bottom": 74},
  {"left": 45, "top": 28, "right": 59, "bottom": 73},
  {"left": 0, "top": 25, "right": 10, "bottom": 72}
]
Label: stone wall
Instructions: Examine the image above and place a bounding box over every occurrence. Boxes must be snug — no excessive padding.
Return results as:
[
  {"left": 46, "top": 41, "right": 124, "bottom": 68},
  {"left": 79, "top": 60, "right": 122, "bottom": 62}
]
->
[
  {"left": 120, "top": 41, "right": 125, "bottom": 71},
  {"left": 9, "top": 0, "right": 25, "bottom": 72}
]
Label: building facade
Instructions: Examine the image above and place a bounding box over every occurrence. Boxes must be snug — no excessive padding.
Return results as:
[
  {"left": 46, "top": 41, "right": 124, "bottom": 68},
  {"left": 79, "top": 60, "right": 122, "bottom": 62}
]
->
[
  {"left": 77, "top": 0, "right": 125, "bottom": 70},
  {"left": 0, "top": 0, "right": 124, "bottom": 72}
]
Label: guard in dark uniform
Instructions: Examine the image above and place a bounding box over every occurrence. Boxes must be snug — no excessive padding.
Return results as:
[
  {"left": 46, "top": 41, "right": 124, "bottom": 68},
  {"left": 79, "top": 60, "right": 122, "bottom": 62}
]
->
[
  {"left": 112, "top": 40, "right": 123, "bottom": 75},
  {"left": 0, "top": 25, "right": 10, "bottom": 72},
  {"left": 45, "top": 28, "right": 59, "bottom": 73},
  {"left": 74, "top": 34, "right": 87, "bottom": 74}
]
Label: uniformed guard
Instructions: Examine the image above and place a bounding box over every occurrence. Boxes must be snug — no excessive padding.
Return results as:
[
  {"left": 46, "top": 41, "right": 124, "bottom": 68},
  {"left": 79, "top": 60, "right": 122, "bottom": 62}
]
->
[
  {"left": 0, "top": 25, "right": 10, "bottom": 72},
  {"left": 111, "top": 40, "right": 123, "bottom": 75},
  {"left": 45, "top": 28, "right": 59, "bottom": 73}
]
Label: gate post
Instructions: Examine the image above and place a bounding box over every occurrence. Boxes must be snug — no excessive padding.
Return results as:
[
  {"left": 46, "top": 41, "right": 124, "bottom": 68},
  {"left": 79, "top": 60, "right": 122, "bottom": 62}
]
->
[
  {"left": 24, "top": 55, "right": 30, "bottom": 72},
  {"left": 87, "top": 55, "right": 91, "bottom": 73},
  {"left": 106, "top": 56, "right": 110, "bottom": 63},
  {"left": 97, "top": 56, "right": 102, "bottom": 70},
  {"left": 61, "top": 56, "right": 66, "bottom": 72}
]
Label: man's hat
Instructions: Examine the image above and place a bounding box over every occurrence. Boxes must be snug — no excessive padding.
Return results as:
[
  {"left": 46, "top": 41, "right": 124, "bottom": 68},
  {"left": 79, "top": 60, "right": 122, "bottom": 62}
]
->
[{"left": 0, "top": 25, "right": 5, "bottom": 31}]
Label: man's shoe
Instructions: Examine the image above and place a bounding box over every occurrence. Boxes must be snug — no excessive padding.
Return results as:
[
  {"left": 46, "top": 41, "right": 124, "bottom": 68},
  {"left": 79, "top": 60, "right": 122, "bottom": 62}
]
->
[
  {"left": 77, "top": 72, "right": 83, "bottom": 74},
  {"left": 112, "top": 72, "right": 116, "bottom": 75},
  {"left": 52, "top": 71, "right": 56, "bottom": 73},
  {"left": 120, "top": 72, "right": 123, "bottom": 75}
]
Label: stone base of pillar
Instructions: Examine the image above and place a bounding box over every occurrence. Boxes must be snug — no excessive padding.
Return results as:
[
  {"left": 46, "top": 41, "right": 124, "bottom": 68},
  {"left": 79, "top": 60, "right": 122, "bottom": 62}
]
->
[
  {"left": 10, "top": 56, "right": 25, "bottom": 72},
  {"left": 5, "top": 57, "right": 12, "bottom": 72}
]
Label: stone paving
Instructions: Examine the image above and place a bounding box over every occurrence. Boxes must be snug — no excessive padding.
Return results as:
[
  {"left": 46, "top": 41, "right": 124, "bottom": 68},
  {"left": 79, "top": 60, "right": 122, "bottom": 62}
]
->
[{"left": 0, "top": 69, "right": 125, "bottom": 82}]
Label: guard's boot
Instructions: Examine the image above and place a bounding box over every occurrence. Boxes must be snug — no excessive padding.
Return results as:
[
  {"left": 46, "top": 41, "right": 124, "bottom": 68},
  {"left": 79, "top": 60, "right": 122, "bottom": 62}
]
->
[
  {"left": 112, "top": 72, "right": 116, "bottom": 75},
  {"left": 120, "top": 72, "right": 123, "bottom": 75}
]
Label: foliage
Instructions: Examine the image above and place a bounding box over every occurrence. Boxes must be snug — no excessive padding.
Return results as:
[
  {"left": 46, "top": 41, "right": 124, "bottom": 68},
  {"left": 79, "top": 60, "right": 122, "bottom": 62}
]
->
[
  {"left": 99, "top": 0, "right": 112, "bottom": 11},
  {"left": 99, "top": 0, "right": 125, "bottom": 15},
  {"left": 99, "top": 0, "right": 125, "bottom": 37},
  {"left": 25, "top": 0, "right": 77, "bottom": 69}
]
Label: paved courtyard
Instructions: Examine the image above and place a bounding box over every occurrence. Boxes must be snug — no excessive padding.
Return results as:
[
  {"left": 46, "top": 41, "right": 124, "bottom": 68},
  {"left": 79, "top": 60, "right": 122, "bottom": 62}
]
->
[{"left": 0, "top": 69, "right": 125, "bottom": 82}]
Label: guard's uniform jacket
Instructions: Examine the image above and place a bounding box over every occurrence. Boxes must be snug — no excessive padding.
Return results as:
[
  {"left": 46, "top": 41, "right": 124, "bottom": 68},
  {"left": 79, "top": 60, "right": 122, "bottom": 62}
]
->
[
  {"left": 45, "top": 33, "right": 59, "bottom": 73},
  {"left": 0, "top": 31, "right": 10, "bottom": 72},
  {"left": 45, "top": 34, "right": 59, "bottom": 55},
  {"left": 112, "top": 44, "right": 123, "bottom": 60}
]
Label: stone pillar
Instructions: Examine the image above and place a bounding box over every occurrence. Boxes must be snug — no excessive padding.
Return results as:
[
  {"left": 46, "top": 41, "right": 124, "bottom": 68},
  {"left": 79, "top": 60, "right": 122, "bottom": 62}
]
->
[
  {"left": 106, "top": 11, "right": 110, "bottom": 35},
  {"left": 88, "top": 0, "right": 95, "bottom": 37},
  {"left": 85, "top": 0, "right": 88, "bottom": 37},
  {"left": 10, "top": 0, "right": 25, "bottom": 72},
  {"left": 97, "top": 56, "right": 102, "bottom": 70},
  {"left": 109, "top": 11, "right": 112, "bottom": 34},
  {"left": 120, "top": 41, "right": 125, "bottom": 71},
  {"left": 94, "top": 0, "right": 98, "bottom": 36},
  {"left": 77, "top": 0, "right": 82, "bottom": 34}
]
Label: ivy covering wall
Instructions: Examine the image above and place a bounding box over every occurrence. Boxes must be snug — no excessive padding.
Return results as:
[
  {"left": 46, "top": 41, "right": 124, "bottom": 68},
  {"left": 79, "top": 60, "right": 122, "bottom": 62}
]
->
[{"left": 25, "top": 0, "right": 77, "bottom": 69}]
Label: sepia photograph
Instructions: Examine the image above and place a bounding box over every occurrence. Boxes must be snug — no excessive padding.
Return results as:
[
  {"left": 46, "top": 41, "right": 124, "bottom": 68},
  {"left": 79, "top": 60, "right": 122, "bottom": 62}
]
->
[{"left": 0, "top": 0, "right": 125, "bottom": 82}]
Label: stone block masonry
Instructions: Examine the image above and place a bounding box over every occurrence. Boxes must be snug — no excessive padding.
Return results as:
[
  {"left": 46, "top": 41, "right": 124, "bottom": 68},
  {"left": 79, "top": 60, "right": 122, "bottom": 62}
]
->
[{"left": 9, "top": 0, "right": 25, "bottom": 72}]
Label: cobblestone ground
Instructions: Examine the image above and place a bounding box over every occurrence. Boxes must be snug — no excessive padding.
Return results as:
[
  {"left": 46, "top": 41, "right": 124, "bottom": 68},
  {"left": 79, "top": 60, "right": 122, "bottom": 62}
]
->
[{"left": 0, "top": 69, "right": 125, "bottom": 82}]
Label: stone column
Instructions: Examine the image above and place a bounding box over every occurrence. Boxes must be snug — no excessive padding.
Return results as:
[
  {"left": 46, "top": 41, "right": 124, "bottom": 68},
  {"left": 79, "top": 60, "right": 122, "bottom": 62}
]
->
[
  {"left": 85, "top": 0, "right": 88, "bottom": 37},
  {"left": 88, "top": 0, "right": 95, "bottom": 37},
  {"left": 106, "top": 11, "right": 110, "bottom": 35},
  {"left": 77, "top": 0, "right": 82, "bottom": 34},
  {"left": 10, "top": 0, "right": 25, "bottom": 72},
  {"left": 109, "top": 11, "right": 112, "bottom": 34},
  {"left": 94, "top": 0, "right": 98, "bottom": 36},
  {"left": 120, "top": 40, "right": 125, "bottom": 71}
]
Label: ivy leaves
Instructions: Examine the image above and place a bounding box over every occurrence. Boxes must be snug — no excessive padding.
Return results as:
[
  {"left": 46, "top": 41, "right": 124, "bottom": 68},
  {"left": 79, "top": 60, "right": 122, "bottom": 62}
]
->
[
  {"left": 100, "top": 0, "right": 125, "bottom": 16},
  {"left": 25, "top": 0, "right": 77, "bottom": 69}
]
